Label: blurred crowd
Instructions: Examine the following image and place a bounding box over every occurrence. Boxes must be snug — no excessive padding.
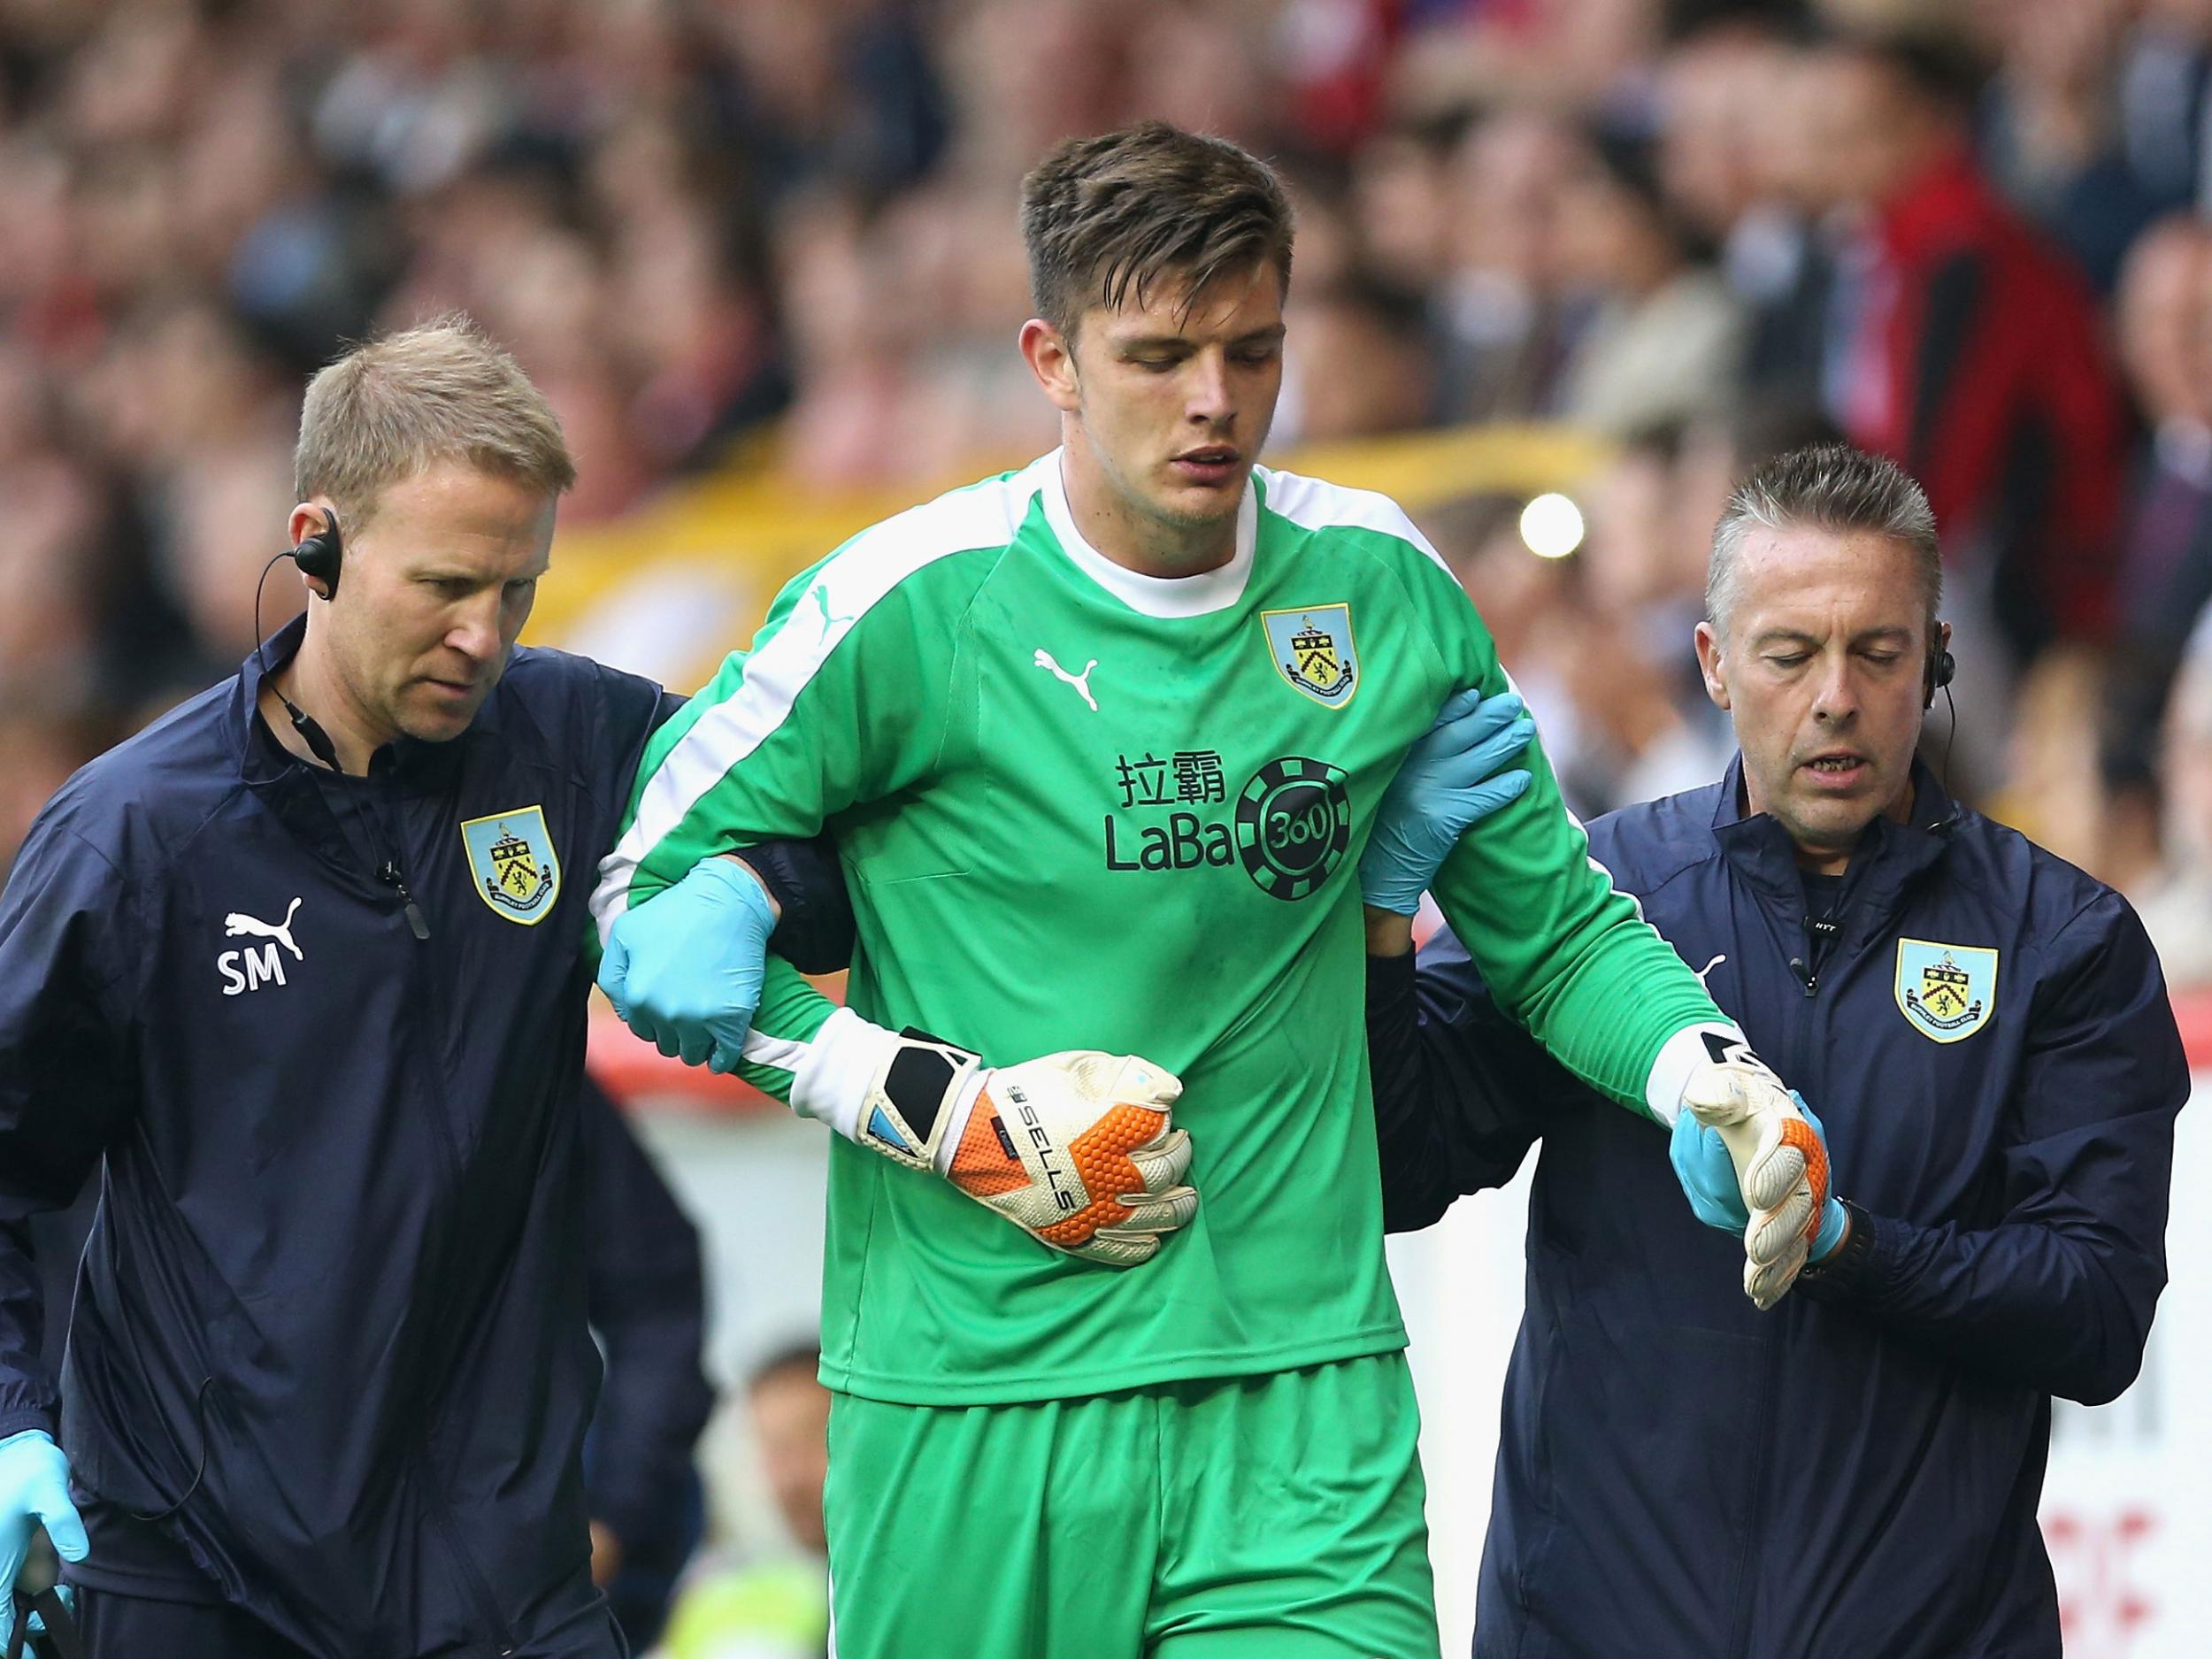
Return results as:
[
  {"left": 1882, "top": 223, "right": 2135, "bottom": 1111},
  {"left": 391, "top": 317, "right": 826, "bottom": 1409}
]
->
[
  {"left": 7, "top": 0, "right": 2212, "bottom": 1647},
  {"left": 5, "top": 0, "right": 2212, "bottom": 972},
  {"left": 5, "top": 0, "right": 2212, "bottom": 979}
]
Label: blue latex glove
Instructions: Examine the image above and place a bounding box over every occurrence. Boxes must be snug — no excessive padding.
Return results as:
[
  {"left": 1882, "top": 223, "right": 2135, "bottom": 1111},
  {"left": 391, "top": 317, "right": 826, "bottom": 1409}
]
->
[
  {"left": 597, "top": 857, "right": 776, "bottom": 1073},
  {"left": 0, "top": 1430, "right": 87, "bottom": 1651},
  {"left": 1671, "top": 1093, "right": 1849, "bottom": 1261},
  {"left": 1359, "top": 688, "right": 1537, "bottom": 914}
]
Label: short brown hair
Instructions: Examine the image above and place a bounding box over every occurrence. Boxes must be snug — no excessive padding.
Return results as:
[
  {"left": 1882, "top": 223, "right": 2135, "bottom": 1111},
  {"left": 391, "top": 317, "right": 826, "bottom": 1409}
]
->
[
  {"left": 294, "top": 313, "right": 575, "bottom": 526},
  {"left": 1019, "top": 122, "right": 1294, "bottom": 338}
]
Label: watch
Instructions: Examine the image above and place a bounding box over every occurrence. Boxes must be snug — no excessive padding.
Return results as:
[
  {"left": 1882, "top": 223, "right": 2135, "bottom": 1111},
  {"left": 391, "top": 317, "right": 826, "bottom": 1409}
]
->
[{"left": 1798, "top": 1199, "right": 1874, "bottom": 1286}]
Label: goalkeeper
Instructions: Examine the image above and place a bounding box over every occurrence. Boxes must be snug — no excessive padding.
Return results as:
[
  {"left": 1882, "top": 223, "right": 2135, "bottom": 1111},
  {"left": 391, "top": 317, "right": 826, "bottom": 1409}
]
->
[{"left": 591, "top": 123, "right": 1827, "bottom": 1658}]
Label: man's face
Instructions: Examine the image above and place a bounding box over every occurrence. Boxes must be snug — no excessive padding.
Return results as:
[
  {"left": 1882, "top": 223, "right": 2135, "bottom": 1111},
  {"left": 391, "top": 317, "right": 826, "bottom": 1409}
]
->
[
  {"left": 750, "top": 1366, "right": 830, "bottom": 1554},
  {"left": 2116, "top": 226, "right": 2211, "bottom": 424},
  {"left": 308, "top": 462, "right": 555, "bottom": 747},
  {"left": 1041, "top": 263, "right": 1285, "bottom": 557},
  {"left": 1814, "top": 52, "right": 1936, "bottom": 211},
  {"left": 1694, "top": 524, "right": 1938, "bottom": 868},
  {"left": 1658, "top": 37, "right": 1774, "bottom": 235},
  {"left": 1584, "top": 448, "right": 1678, "bottom": 615}
]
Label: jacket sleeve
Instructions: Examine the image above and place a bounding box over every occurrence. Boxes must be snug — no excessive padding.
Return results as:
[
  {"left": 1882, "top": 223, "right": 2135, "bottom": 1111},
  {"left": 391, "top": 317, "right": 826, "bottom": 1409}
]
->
[
  {"left": 1794, "top": 891, "right": 2185, "bottom": 1405},
  {"left": 1369, "top": 927, "right": 1566, "bottom": 1234},
  {"left": 580, "top": 1072, "right": 715, "bottom": 1561},
  {"left": 0, "top": 808, "right": 141, "bottom": 1438},
  {"left": 739, "top": 834, "right": 857, "bottom": 976}
]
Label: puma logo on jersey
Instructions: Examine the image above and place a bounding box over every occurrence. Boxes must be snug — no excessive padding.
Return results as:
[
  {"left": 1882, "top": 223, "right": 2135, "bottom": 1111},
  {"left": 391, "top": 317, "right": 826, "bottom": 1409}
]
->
[
  {"left": 1033, "top": 649, "right": 1100, "bottom": 711},
  {"left": 1694, "top": 953, "right": 1726, "bottom": 987},
  {"left": 811, "top": 584, "right": 856, "bottom": 643},
  {"left": 219, "top": 898, "right": 303, "bottom": 995}
]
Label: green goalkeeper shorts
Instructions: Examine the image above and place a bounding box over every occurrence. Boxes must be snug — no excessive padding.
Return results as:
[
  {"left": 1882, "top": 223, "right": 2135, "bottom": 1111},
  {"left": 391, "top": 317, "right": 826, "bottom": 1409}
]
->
[{"left": 823, "top": 1351, "right": 1438, "bottom": 1659}]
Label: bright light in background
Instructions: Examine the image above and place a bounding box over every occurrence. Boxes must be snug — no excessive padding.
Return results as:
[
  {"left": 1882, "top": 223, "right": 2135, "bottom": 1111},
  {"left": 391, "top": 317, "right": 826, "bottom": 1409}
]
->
[{"left": 1518, "top": 493, "right": 1585, "bottom": 560}]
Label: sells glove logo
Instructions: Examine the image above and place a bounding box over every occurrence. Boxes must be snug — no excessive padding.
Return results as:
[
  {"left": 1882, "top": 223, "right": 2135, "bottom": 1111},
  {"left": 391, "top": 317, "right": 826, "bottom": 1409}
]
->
[
  {"left": 1102, "top": 754, "right": 1350, "bottom": 900},
  {"left": 460, "top": 805, "right": 562, "bottom": 926},
  {"left": 1006, "top": 1083, "right": 1082, "bottom": 1213},
  {"left": 1262, "top": 605, "right": 1359, "bottom": 708},
  {"left": 1894, "top": 938, "right": 1997, "bottom": 1043},
  {"left": 1234, "top": 757, "right": 1351, "bottom": 901}
]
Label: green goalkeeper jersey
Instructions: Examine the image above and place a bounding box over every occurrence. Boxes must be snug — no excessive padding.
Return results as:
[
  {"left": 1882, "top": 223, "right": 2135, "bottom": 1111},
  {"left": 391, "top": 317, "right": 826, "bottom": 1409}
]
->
[{"left": 594, "top": 451, "right": 1724, "bottom": 1405}]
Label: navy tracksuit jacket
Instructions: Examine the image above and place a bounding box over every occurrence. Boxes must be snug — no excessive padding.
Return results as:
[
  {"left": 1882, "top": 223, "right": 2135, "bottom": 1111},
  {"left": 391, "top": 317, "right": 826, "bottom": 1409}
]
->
[
  {"left": 0, "top": 620, "right": 679, "bottom": 1658},
  {"left": 23, "top": 1073, "right": 714, "bottom": 1654},
  {"left": 577, "top": 1074, "right": 713, "bottom": 1651},
  {"left": 1369, "top": 759, "right": 2186, "bottom": 1659}
]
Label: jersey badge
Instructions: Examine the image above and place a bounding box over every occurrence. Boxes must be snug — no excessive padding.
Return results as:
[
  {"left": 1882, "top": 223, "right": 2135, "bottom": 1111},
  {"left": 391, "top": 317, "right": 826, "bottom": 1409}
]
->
[
  {"left": 1894, "top": 938, "right": 1996, "bottom": 1043},
  {"left": 1262, "top": 605, "right": 1360, "bottom": 708},
  {"left": 461, "top": 805, "right": 562, "bottom": 925}
]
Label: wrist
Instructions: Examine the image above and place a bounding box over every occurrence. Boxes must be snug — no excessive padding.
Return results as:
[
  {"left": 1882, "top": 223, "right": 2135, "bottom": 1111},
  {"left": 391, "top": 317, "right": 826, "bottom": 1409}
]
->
[
  {"left": 798, "top": 1017, "right": 984, "bottom": 1170},
  {"left": 1810, "top": 1195, "right": 1849, "bottom": 1262},
  {"left": 1363, "top": 906, "right": 1415, "bottom": 957},
  {"left": 1355, "top": 833, "right": 1427, "bottom": 918},
  {"left": 1646, "top": 1022, "right": 1744, "bottom": 1127},
  {"left": 710, "top": 853, "right": 781, "bottom": 923},
  {"left": 1356, "top": 884, "right": 1419, "bottom": 919},
  {"left": 788, "top": 1007, "right": 899, "bottom": 1141},
  {"left": 1798, "top": 1199, "right": 1875, "bottom": 1288}
]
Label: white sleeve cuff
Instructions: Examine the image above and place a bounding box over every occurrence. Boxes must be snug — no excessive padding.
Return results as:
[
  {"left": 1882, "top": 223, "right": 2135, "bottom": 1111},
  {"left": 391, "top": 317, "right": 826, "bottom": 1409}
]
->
[
  {"left": 788, "top": 1006, "right": 899, "bottom": 1143},
  {"left": 1643, "top": 1022, "right": 1741, "bottom": 1125}
]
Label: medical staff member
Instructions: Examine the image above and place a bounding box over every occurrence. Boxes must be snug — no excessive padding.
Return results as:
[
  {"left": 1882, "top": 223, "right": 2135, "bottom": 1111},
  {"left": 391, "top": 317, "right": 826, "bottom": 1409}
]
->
[
  {"left": 1365, "top": 442, "right": 2188, "bottom": 1659},
  {"left": 0, "top": 317, "right": 683, "bottom": 1659}
]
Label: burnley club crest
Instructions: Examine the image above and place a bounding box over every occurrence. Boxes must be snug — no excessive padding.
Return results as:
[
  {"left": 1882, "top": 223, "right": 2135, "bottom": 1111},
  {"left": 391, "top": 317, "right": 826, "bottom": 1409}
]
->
[
  {"left": 1894, "top": 938, "right": 1997, "bottom": 1043},
  {"left": 460, "top": 806, "right": 562, "bottom": 925},
  {"left": 1262, "top": 604, "right": 1360, "bottom": 708}
]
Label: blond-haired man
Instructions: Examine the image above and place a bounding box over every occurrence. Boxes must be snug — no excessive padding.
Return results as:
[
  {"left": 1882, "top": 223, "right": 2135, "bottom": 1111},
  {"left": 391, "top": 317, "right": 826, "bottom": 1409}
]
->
[
  {"left": 0, "top": 314, "right": 1174, "bottom": 1659},
  {"left": 0, "top": 318, "right": 676, "bottom": 1659}
]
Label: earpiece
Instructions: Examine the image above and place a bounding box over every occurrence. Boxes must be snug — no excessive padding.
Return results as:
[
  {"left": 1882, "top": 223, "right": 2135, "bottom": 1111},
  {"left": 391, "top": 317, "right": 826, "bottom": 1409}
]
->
[
  {"left": 252, "top": 506, "right": 348, "bottom": 772},
  {"left": 293, "top": 510, "right": 343, "bottom": 598},
  {"left": 1923, "top": 636, "right": 1954, "bottom": 710}
]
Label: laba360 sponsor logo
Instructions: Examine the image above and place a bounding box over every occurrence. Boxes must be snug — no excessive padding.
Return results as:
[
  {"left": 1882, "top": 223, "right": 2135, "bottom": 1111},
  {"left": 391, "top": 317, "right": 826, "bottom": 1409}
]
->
[{"left": 1104, "top": 754, "right": 1350, "bottom": 901}]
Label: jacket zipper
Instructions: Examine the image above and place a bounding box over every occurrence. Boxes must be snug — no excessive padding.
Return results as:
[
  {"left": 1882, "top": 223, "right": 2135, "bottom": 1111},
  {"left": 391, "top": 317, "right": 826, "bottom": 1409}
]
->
[
  {"left": 373, "top": 779, "right": 459, "bottom": 1182},
  {"left": 419, "top": 1458, "right": 520, "bottom": 1656},
  {"left": 1729, "top": 960, "right": 1804, "bottom": 1657},
  {"left": 342, "top": 760, "right": 429, "bottom": 941},
  {"left": 379, "top": 860, "right": 431, "bottom": 941},
  {"left": 1735, "top": 888, "right": 1855, "bottom": 1658},
  {"left": 375, "top": 774, "right": 512, "bottom": 1655}
]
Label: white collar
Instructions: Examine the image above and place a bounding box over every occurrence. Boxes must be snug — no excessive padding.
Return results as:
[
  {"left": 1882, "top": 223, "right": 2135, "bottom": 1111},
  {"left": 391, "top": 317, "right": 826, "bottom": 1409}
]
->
[{"left": 1039, "top": 449, "right": 1256, "bottom": 618}]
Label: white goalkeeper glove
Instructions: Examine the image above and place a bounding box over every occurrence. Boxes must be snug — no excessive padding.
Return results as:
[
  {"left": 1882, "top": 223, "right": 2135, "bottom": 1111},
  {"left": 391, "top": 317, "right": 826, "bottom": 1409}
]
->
[
  {"left": 1675, "top": 1030, "right": 1830, "bottom": 1309},
  {"left": 797, "top": 1012, "right": 1196, "bottom": 1266}
]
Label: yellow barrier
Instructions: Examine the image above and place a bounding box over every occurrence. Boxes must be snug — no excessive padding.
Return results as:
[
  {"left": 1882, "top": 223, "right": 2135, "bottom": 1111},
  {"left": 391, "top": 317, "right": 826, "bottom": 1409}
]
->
[{"left": 530, "top": 422, "right": 1610, "bottom": 686}]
